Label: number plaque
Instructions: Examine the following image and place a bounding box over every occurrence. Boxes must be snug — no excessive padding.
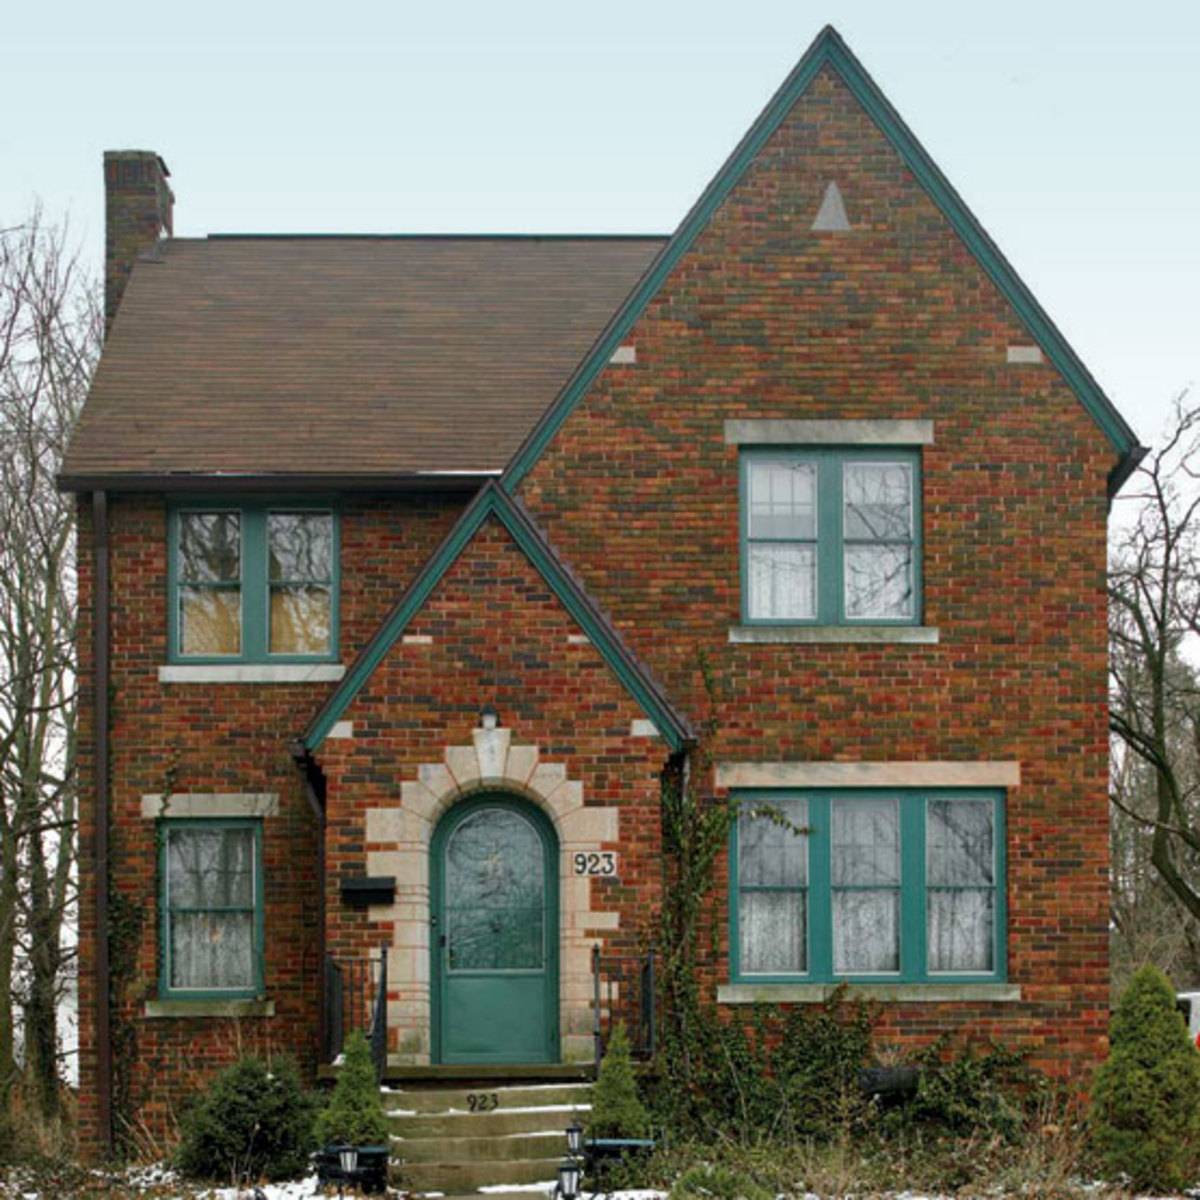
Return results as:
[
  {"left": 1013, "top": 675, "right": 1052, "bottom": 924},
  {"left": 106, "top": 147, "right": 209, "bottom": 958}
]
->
[{"left": 572, "top": 851, "right": 617, "bottom": 877}]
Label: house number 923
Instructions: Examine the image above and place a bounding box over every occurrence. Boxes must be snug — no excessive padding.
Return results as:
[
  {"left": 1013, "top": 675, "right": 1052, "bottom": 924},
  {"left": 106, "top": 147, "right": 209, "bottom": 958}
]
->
[{"left": 572, "top": 851, "right": 617, "bottom": 877}]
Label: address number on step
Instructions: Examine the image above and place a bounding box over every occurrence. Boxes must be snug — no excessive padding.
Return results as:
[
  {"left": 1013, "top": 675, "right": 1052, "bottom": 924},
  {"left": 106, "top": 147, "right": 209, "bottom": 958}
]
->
[{"left": 573, "top": 851, "right": 617, "bottom": 877}]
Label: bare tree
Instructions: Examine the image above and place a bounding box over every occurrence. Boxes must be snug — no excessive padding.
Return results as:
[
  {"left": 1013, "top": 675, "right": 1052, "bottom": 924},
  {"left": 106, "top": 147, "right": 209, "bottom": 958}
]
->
[
  {"left": 0, "top": 210, "right": 98, "bottom": 1124},
  {"left": 1109, "top": 394, "right": 1200, "bottom": 981}
]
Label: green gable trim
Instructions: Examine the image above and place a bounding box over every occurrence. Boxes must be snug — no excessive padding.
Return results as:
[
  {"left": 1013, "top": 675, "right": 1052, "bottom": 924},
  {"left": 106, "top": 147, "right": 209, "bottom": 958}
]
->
[
  {"left": 303, "top": 483, "right": 692, "bottom": 752},
  {"left": 502, "top": 25, "right": 1139, "bottom": 494}
]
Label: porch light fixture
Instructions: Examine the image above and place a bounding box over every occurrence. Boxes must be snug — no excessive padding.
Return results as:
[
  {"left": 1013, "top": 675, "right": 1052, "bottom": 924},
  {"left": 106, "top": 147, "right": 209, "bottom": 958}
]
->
[
  {"left": 557, "top": 1159, "right": 581, "bottom": 1200},
  {"left": 566, "top": 1119, "right": 584, "bottom": 1156},
  {"left": 479, "top": 704, "right": 500, "bottom": 731}
]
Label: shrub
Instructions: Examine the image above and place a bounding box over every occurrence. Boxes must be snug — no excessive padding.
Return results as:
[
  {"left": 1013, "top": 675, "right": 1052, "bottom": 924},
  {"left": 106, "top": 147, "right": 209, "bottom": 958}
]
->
[
  {"left": 176, "top": 1054, "right": 316, "bottom": 1183},
  {"left": 1089, "top": 964, "right": 1200, "bottom": 1191},
  {"left": 315, "top": 1030, "right": 390, "bottom": 1146},
  {"left": 668, "top": 1163, "right": 772, "bottom": 1200},
  {"left": 589, "top": 1023, "right": 651, "bottom": 1138}
]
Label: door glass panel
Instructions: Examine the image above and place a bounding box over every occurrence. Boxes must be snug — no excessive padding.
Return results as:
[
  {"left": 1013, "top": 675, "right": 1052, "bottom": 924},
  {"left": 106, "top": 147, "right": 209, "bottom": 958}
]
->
[{"left": 445, "top": 808, "right": 544, "bottom": 972}]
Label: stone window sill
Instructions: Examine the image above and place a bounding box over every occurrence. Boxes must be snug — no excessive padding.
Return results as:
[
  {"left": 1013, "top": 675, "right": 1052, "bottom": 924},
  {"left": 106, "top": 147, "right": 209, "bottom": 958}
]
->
[
  {"left": 158, "top": 663, "right": 346, "bottom": 684},
  {"left": 728, "top": 625, "right": 939, "bottom": 645},
  {"left": 144, "top": 998, "right": 275, "bottom": 1019},
  {"left": 717, "top": 983, "right": 1020, "bottom": 1004}
]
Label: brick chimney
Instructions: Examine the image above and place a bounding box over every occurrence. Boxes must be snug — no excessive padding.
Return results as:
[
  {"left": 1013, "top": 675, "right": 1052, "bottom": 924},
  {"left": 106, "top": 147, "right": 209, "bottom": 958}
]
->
[{"left": 103, "top": 150, "right": 173, "bottom": 336}]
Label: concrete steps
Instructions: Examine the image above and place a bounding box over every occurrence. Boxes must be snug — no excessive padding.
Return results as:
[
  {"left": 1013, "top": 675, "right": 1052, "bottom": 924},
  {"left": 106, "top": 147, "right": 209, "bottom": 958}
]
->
[{"left": 387, "top": 1079, "right": 590, "bottom": 1195}]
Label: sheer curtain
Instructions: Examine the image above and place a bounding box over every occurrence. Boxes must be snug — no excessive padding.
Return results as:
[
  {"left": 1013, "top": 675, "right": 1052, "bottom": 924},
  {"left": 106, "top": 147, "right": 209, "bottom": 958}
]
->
[
  {"left": 738, "top": 797, "right": 808, "bottom": 974},
  {"left": 832, "top": 798, "right": 900, "bottom": 973},
  {"left": 926, "top": 799, "right": 994, "bottom": 972},
  {"left": 167, "top": 826, "right": 256, "bottom": 990}
]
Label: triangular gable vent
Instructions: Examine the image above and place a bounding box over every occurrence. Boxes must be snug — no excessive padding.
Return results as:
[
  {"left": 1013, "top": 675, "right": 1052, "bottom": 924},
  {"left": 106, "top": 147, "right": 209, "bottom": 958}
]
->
[{"left": 811, "top": 181, "right": 850, "bottom": 231}]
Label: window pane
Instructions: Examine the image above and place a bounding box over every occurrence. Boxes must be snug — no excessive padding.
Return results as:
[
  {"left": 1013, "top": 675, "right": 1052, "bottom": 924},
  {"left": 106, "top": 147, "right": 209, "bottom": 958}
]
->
[
  {"left": 844, "top": 544, "right": 914, "bottom": 619},
  {"left": 832, "top": 799, "right": 899, "bottom": 886},
  {"left": 928, "top": 889, "right": 994, "bottom": 972},
  {"left": 269, "top": 512, "right": 333, "bottom": 582},
  {"left": 927, "top": 800, "right": 994, "bottom": 886},
  {"left": 833, "top": 890, "right": 899, "bottom": 973},
  {"left": 741, "top": 891, "right": 807, "bottom": 974},
  {"left": 180, "top": 587, "right": 241, "bottom": 655},
  {"left": 170, "top": 911, "right": 254, "bottom": 990},
  {"left": 748, "top": 460, "right": 816, "bottom": 539},
  {"left": 167, "top": 828, "right": 255, "bottom": 908},
  {"left": 748, "top": 544, "right": 816, "bottom": 620},
  {"left": 269, "top": 585, "right": 332, "bottom": 655},
  {"left": 843, "top": 463, "right": 912, "bottom": 540},
  {"left": 179, "top": 513, "right": 240, "bottom": 583},
  {"left": 739, "top": 798, "right": 807, "bottom": 887}
]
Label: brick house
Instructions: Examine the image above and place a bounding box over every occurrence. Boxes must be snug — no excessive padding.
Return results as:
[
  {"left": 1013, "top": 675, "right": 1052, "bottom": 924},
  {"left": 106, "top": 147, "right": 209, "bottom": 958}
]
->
[{"left": 63, "top": 27, "right": 1143, "bottom": 1157}]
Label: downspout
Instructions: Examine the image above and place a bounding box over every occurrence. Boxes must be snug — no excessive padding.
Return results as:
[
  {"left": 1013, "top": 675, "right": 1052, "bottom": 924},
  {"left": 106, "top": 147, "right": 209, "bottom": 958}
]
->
[
  {"left": 289, "top": 740, "right": 327, "bottom": 1060},
  {"left": 92, "top": 490, "right": 113, "bottom": 1154}
]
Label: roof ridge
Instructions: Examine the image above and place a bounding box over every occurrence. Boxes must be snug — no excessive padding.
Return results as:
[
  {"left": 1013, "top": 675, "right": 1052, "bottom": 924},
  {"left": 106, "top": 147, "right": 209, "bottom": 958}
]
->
[
  {"left": 499, "top": 24, "right": 1144, "bottom": 496},
  {"left": 204, "top": 232, "right": 670, "bottom": 242}
]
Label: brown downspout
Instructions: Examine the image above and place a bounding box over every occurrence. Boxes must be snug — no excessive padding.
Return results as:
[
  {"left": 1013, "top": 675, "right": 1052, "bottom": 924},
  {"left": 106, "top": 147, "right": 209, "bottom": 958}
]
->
[
  {"left": 92, "top": 490, "right": 113, "bottom": 1154},
  {"left": 289, "top": 742, "right": 327, "bottom": 1061}
]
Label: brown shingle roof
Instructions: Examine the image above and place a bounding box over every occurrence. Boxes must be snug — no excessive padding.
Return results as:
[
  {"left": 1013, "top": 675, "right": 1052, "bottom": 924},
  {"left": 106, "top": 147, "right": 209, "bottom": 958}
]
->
[{"left": 60, "top": 235, "right": 665, "bottom": 486}]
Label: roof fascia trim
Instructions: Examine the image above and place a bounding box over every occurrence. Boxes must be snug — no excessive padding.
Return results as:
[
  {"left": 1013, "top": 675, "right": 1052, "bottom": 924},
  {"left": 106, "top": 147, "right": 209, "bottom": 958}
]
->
[
  {"left": 56, "top": 472, "right": 493, "bottom": 495},
  {"left": 303, "top": 483, "right": 691, "bottom": 752},
  {"left": 501, "top": 27, "right": 1136, "bottom": 492}
]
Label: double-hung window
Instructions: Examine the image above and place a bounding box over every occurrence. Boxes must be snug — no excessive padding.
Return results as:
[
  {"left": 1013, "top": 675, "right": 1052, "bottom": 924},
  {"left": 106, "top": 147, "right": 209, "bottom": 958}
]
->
[
  {"left": 741, "top": 449, "right": 920, "bottom": 624},
  {"left": 159, "top": 820, "right": 264, "bottom": 998},
  {"left": 169, "top": 503, "right": 338, "bottom": 662},
  {"left": 731, "top": 790, "right": 1004, "bottom": 983}
]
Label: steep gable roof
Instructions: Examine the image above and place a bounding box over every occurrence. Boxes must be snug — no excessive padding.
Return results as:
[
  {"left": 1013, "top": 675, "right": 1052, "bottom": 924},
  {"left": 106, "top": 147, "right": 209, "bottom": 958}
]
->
[
  {"left": 60, "top": 235, "right": 665, "bottom": 488},
  {"left": 302, "top": 482, "right": 694, "bottom": 752},
  {"left": 501, "top": 25, "right": 1145, "bottom": 498}
]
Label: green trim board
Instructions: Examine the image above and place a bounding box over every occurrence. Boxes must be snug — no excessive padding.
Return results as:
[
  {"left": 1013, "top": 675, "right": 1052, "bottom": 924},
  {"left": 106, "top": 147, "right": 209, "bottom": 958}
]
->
[
  {"left": 157, "top": 817, "right": 266, "bottom": 1001},
  {"left": 167, "top": 499, "right": 340, "bottom": 664},
  {"left": 739, "top": 448, "right": 922, "bottom": 626},
  {"left": 729, "top": 788, "right": 1006, "bottom": 985},
  {"left": 302, "top": 482, "right": 694, "bottom": 752},
  {"left": 501, "top": 25, "right": 1140, "bottom": 495}
]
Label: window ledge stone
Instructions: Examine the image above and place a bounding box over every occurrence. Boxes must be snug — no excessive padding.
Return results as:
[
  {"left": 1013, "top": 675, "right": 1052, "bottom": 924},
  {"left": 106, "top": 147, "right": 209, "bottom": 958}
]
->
[
  {"left": 729, "top": 625, "right": 939, "bottom": 645},
  {"left": 159, "top": 663, "right": 346, "bottom": 684},
  {"left": 717, "top": 983, "right": 1020, "bottom": 1005},
  {"left": 143, "top": 998, "right": 275, "bottom": 1019}
]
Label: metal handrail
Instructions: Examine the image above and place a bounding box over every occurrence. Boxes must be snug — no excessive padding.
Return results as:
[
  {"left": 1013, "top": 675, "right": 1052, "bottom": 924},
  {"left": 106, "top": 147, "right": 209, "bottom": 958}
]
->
[
  {"left": 591, "top": 945, "right": 656, "bottom": 1070},
  {"left": 323, "top": 945, "right": 389, "bottom": 1079}
]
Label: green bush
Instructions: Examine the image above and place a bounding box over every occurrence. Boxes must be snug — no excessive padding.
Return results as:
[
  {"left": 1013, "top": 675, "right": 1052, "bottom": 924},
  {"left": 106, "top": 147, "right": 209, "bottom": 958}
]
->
[
  {"left": 176, "top": 1055, "right": 316, "bottom": 1183},
  {"left": 589, "top": 1023, "right": 651, "bottom": 1138},
  {"left": 1089, "top": 964, "right": 1200, "bottom": 1191},
  {"left": 315, "top": 1030, "right": 390, "bottom": 1146},
  {"left": 900, "top": 1038, "right": 1033, "bottom": 1140},
  {"left": 668, "top": 1162, "right": 772, "bottom": 1200}
]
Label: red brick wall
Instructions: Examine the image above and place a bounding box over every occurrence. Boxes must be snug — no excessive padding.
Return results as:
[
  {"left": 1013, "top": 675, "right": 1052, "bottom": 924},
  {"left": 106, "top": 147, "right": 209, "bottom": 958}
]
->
[
  {"left": 516, "top": 68, "right": 1113, "bottom": 1074},
  {"left": 74, "top": 492, "right": 466, "bottom": 1153}
]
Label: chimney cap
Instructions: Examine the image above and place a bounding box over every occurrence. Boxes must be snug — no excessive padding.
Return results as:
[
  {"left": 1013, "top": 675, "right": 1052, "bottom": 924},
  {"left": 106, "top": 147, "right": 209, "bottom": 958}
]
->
[{"left": 103, "top": 149, "right": 170, "bottom": 178}]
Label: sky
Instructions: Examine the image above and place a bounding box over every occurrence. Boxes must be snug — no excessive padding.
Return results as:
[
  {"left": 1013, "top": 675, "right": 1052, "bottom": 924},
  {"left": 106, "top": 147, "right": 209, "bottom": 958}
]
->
[{"left": 3, "top": 0, "right": 1197, "bottom": 448}]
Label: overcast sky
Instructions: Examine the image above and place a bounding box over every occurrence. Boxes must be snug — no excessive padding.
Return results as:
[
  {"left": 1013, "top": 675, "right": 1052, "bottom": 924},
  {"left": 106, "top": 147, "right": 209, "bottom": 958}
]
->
[{"left": 4, "top": 0, "right": 1196, "bottom": 447}]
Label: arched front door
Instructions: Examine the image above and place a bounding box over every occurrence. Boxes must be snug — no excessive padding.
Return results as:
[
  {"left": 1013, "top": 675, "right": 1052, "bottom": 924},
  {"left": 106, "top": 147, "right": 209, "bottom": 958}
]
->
[{"left": 430, "top": 796, "right": 559, "bottom": 1064}]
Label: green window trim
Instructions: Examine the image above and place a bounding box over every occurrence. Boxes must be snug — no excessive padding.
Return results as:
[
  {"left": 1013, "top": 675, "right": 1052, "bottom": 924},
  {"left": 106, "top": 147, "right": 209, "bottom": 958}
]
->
[
  {"left": 158, "top": 817, "right": 266, "bottom": 1001},
  {"left": 738, "top": 448, "right": 922, "bottom": 627},
  {"left": 167, "top": 500, "right": 340, "bottom": 664},
  {"left": 729, "top": 789, "right": 1006, "bottom": 986}
]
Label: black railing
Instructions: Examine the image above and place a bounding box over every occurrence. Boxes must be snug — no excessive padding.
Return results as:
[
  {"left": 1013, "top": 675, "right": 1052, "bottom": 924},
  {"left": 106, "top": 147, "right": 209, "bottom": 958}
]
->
[
  {"left": 591, "top": 945, "right": 655, "bottom": 1070},
  {"left": 323, "top": 946, "right": 389, "bottom": 1080}
]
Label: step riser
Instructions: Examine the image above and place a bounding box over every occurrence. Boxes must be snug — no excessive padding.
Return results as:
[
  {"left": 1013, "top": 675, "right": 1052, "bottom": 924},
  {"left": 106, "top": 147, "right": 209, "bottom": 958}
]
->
[
  {"left": 396, "top": 1132, "right": 566, "bottom": 1162},
  {"left": 392, "top": 1106, "right": 589, "bottom": 1137},
  {"left": 399, "top": 1158, "right": 560, "bottom": 1190},
  {"left": 386, "top": 1084, "right": 591, "bottom": 1112}
]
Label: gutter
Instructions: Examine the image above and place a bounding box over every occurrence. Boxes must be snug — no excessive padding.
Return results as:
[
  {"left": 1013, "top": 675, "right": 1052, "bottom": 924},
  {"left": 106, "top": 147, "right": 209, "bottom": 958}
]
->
[
  {"left": 92, "top": 491, "right": 113, "bottom": 1154},
  {"left": 1107, "top": 444, "right": 1150, "bottom": 508}
]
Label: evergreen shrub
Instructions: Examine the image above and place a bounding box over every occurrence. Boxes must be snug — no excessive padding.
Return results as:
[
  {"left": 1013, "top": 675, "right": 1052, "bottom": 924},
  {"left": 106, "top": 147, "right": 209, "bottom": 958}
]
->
[
  {"left": 1089, "top": 964, "right": 1200, "bottom": 1192},
  {"left": 176, "top": 1055, "right": 316, "bottom": 1182},
  {"left": 668, "top": 1162, "right": 773, "bottom": 1200},
  {"left": 315, "top": 1030, "right": 390, "bottom": 1146},
  {"left": 588, "top": 1023, "right": 651, "bottom": 1138}
]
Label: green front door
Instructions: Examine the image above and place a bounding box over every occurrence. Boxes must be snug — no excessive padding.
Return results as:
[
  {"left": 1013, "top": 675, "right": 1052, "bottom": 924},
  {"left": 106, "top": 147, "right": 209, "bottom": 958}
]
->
[{"left": 431, "top": 797, "right": 559, "bottom": 1064}]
